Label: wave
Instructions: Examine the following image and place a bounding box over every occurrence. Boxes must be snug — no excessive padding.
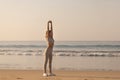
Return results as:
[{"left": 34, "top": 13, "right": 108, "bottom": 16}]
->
[
  {"left": 54, "top": 50, "right": 120, "bottom": 57},
  {"left": 0, "top": 50, "right": 120, "bottom": 57},
  {"left": 55, "top": 45, "right": 120, "bottom": 47}
]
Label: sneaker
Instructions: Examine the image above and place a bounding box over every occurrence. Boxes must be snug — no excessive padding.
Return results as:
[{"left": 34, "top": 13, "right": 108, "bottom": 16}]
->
[
  {"left": 48, "top": 73, "right": 56, "bottom": 76},
  {"left": 43, "top": 73, "right": 48, "bottom": 77}
]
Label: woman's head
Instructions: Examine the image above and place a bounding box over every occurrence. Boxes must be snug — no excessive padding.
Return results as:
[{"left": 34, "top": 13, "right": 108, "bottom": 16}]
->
[{"left": 46, "top": 20, "right": 53, "bottom": 38}]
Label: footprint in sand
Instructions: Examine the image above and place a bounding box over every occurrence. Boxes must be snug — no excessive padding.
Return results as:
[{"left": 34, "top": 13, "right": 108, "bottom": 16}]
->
[{"left": 16, "top": 77, "right": 23, "bottom": 79}]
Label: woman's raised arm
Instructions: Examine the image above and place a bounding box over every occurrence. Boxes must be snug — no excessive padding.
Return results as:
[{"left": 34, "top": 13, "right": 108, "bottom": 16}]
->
[
  {"left": 50, "top": 21, "right": 53, "bottom": 31},
  {"left": 47, "top": 21, "right": 50, "bottom": 31}
]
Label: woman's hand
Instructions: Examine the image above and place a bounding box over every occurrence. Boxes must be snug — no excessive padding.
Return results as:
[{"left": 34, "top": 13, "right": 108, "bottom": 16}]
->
[{"left": 48, "top": 20, "right": 52, "bottom": 23}]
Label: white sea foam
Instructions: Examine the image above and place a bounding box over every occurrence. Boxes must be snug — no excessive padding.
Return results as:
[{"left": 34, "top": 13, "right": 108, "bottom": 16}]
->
[
  {"left": 0, "top": 50, "right": 120, "bottom": 57},
  {"left": 0, "top": 41, "right": 120, "bottom": 57}
]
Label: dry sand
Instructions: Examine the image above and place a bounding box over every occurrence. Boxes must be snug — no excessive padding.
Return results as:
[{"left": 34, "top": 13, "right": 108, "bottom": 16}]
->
[{"left": 0, "top": 70, "right": 120, "bottom": 80}]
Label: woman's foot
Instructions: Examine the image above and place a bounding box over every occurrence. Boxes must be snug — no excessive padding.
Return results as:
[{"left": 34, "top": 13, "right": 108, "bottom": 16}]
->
[
  {"left": 48, "top": 73, "right": 56, "bottom": 76},
  {"left": 43, "top": 73, "right": 48, "bottom": 77}
]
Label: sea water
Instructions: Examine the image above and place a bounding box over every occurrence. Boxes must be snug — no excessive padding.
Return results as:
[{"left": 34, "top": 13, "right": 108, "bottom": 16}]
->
[{"left": 0, "top": 41, "right": 120, "bottom": 71}]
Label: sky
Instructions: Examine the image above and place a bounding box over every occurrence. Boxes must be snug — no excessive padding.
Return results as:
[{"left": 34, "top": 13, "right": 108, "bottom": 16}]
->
[{"left": 0, "top": 0, "right": 120, "bottom": 41}]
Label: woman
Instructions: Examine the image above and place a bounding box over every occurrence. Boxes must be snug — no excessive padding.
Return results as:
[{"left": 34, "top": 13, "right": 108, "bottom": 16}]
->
[{"left": 43, "top": 20, "right": 56, "bottom": 77}]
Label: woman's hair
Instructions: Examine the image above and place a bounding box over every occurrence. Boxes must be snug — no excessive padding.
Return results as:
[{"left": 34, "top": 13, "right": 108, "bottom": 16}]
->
[{"left": 45, "top": 30, "right": 52, "bottom": 38}]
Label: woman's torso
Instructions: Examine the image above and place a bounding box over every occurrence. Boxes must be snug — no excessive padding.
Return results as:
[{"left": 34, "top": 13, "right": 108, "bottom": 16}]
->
[{"left": 46, "top": 37, "right": 54, "bottom": 47}]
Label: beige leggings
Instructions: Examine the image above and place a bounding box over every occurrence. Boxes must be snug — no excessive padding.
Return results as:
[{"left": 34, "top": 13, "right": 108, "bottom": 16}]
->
[{"left": 43, "top": 47, "right": 53, "bottom": 73}]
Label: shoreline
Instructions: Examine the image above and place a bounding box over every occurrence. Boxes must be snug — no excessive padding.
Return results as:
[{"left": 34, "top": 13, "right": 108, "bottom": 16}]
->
[
  {"left": 0, "top": 70, "right": 120, "bottom": 80},
  {"left": 0, "top": 56, "right": 120, "bottom": 71}
]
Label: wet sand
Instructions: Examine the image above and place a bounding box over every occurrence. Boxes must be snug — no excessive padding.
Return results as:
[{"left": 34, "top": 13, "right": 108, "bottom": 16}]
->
[{"left": 0, "top": 70, "right": 120, "bottom": 80}]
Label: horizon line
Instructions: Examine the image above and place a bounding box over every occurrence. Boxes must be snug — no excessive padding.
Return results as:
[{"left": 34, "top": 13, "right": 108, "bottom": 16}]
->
[{"left": 0, "top": 40, "right": 120, "bottom": 42}]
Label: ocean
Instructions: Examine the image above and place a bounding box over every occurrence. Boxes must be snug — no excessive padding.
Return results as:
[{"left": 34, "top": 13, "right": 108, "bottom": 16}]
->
[{"left": 0, "top": 41, "right": 120, "bottom": 71}]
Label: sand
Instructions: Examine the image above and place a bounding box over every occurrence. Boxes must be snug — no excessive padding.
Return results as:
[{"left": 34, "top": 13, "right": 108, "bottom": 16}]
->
[{"left": 0, "top": 70, "right": 120, "bottom": 80}]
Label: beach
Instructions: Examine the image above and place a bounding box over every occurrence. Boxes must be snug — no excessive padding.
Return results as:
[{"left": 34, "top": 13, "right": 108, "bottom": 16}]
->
[
  {"left": 0, "top": 70, "right": 120, "bottom": 80},
  {"left": 0, "top": 41, "right": 120, "bottom": 80},
  {"left": 1, "top": 0, "right": 120, "bottom": 79}
]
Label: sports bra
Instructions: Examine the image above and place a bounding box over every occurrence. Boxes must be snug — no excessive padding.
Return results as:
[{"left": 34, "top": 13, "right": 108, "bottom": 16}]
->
[{"left": 47, "top": 37, "right": 54, "bottom": 43}]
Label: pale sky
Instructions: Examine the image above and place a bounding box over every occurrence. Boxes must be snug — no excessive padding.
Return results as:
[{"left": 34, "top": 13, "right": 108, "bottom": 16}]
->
[{"left": 0, "top": 0, "right": 120, "bottom": 41}]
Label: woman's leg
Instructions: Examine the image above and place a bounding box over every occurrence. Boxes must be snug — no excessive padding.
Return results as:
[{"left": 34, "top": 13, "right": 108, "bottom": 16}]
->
[
  {"left": 44, "top": 49, "right": 49, "bottom": 73},
  {"left": 48, "top": 52, "right": 56, "bottom": 76},
  {"left": 49, "top": 53, "right": 53, "bottom": 73}
]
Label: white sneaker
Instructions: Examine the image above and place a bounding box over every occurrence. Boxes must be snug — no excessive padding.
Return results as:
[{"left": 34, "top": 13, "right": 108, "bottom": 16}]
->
[
  {"left": 48, "top": 73, "right": 56, "bottom": 76},
  {"left": 43, "top": 73, "right": 48, "bottom": 77}
]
